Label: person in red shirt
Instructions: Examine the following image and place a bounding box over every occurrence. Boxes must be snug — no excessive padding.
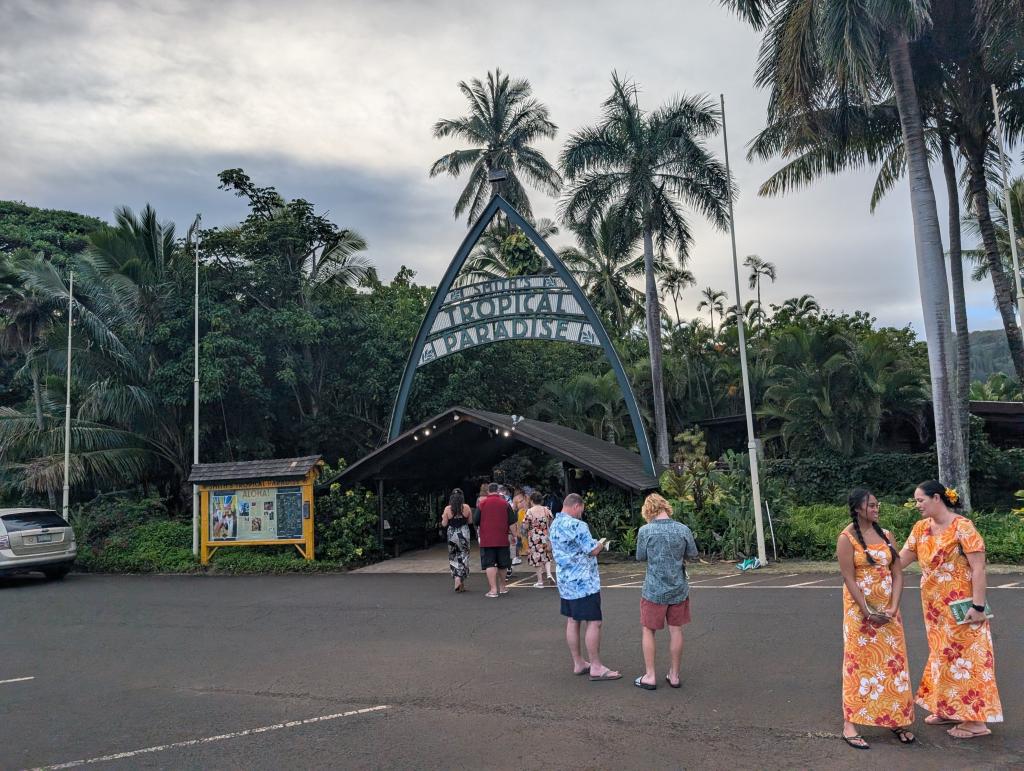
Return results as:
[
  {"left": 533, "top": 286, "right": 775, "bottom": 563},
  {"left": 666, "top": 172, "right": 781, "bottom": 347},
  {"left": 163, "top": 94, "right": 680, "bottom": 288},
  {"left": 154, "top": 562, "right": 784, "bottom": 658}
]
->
[{"left": 475, "top": 483, "right": 518, "bottom": 598}]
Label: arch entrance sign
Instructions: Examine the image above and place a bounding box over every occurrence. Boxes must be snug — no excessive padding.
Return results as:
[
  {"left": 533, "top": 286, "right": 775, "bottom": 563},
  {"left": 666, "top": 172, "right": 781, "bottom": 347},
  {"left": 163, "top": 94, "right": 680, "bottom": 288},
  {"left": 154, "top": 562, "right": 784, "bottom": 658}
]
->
[{"left": 388, "top": 192, "right": 656, "bottom": 477}]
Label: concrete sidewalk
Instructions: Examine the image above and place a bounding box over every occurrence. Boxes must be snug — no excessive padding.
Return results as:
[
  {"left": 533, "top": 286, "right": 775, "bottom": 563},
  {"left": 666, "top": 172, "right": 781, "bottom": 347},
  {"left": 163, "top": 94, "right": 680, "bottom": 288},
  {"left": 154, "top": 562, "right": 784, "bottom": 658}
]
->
[{"left": 353, "top": 543, "right": 1024, "bottom": 578}]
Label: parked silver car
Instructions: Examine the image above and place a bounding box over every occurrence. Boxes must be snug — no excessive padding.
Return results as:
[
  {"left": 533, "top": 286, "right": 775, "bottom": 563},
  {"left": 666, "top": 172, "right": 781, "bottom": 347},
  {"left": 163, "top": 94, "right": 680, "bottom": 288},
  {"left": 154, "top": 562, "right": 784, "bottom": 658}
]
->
[{"left": 0, "top": 508, "right": 76, "bottom": 579}]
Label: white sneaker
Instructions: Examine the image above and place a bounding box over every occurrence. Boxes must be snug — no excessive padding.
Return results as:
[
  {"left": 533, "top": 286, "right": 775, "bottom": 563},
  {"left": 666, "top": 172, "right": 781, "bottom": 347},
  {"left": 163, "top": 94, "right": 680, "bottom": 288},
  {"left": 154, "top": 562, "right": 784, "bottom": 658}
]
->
[{"left": 512, "top": 557, "right": 522, "bottom": 565}]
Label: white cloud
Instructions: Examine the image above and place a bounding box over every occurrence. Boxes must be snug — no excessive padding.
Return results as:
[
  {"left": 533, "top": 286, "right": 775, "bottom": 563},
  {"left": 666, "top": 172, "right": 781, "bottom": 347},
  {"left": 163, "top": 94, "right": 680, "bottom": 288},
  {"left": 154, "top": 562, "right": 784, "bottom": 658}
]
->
[{"left": 0, "top": 0, "right": 1011, "bottom": 333}]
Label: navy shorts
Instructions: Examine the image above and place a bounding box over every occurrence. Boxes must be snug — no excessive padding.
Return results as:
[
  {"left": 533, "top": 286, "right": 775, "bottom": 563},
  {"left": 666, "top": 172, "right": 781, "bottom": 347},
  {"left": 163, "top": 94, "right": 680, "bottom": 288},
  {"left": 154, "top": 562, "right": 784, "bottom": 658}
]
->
[
  {"left": 560, "top": 591, "right": 602, "bottom": 621},
  {"left": 480, "top": 546, "right": 512, "bottom": 570}
]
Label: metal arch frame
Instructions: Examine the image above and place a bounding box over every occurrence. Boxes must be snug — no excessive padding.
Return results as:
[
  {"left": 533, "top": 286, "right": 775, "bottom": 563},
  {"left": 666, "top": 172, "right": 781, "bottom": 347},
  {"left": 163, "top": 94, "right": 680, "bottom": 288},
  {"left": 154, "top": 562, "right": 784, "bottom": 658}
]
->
[{"left": 387, "top": 194, "right": 656, "bottom": 477}]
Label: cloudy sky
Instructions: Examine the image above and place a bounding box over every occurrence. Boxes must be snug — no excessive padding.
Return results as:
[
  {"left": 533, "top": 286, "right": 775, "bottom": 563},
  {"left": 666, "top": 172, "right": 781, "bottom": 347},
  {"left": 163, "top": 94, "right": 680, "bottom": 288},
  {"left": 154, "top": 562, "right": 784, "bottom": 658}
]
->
[{"left": 1, "top": 0, "right": 1013, "bottom": 333}]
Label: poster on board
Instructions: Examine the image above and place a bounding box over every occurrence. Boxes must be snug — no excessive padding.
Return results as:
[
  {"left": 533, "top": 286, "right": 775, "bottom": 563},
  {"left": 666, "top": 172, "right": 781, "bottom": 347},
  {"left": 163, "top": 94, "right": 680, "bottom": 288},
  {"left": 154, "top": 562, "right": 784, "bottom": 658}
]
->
[{"left": 210, "top": 487, "right": 300, "bottom": 541}]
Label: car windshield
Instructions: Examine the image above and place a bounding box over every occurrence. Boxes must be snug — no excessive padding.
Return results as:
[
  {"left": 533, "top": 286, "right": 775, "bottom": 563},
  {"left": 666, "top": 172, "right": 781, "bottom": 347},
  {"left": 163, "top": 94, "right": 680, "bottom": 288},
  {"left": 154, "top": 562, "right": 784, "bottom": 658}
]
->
[{"left": 1, "top": 511, "right": 70, "bottom": 532}]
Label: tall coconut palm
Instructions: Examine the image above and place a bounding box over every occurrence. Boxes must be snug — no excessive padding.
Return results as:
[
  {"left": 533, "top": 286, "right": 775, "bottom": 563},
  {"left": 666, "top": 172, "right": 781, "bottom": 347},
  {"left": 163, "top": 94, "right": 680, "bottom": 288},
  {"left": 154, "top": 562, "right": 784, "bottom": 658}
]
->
[
  {"left": 661, "top": 266, "right": 697, "bottom": 324},
  {"left": 744, "top": 254, "right": 776, "bottom": 321},
  {"left": 560, "top": 73, "right": 733, "bottom": 465},
  {"left": 696, "top": 287, "right": 727, "bottom": 333},
  {"left": 720, "top": 0, "right": 968, "bottom": 494},
  {"left": 430, "top": 69, "right": 562, "bottom": 224}
]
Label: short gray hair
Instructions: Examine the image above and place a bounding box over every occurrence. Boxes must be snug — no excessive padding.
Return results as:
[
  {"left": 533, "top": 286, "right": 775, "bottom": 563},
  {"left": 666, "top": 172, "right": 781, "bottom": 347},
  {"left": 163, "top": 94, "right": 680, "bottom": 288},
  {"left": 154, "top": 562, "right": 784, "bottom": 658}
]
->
[{"left": 563, "top": 493, "right": 584, "bottom": 508}]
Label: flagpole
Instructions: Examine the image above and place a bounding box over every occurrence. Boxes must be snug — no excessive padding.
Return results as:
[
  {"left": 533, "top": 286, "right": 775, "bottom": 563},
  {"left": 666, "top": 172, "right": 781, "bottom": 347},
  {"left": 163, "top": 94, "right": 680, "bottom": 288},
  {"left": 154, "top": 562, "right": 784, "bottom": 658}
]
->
[
  {"left": 992, "top": 86, "right": 1024, "bottom": 344},
  {"left": 62, "top": 270, "right": 74, "bottom": 519},
  {"left": 720, "top": 94, "right": 768, "bottom": 566},
  {"left": 191, "top": 214, "right": 202, "bottom": 557}
]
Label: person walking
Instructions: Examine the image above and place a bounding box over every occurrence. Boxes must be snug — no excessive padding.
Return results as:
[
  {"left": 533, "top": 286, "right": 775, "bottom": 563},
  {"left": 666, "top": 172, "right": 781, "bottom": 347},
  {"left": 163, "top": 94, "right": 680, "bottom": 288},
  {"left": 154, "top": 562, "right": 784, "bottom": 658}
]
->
[
  {"left": 522, "top": 491, "right": 556, "bottom": 587},
  {"left": 633, "top": 493, "right": 697, "bottom": 691},
  {"left": 441, "top": 488, "right": 473, "bottom": 593},
  {"left": 900, "top": 480, "right": 1003, "bottom": 739},
  {"left": 837, "top": 488, "right": 915, "bottom": 750},
  {"left": 475, "top": 483, "right": 517, "bottom": 598},
  {"left": 549, "top": 493, "right": 620, "bottom": 681}
]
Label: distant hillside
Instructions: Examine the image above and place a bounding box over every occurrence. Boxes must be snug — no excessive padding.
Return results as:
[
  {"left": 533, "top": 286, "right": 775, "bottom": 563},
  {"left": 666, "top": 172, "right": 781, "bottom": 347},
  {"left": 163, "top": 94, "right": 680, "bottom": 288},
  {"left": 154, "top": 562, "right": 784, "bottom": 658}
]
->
[{"left": 967, "top": 329, "right": 1014, "bottom": 381}]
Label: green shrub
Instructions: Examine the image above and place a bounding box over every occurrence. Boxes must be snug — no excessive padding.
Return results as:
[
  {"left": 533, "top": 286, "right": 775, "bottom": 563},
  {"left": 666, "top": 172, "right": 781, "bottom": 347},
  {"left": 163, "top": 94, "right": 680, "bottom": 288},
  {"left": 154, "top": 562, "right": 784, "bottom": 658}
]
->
[
  {"left": 777, "top": 504, "right": 1024, "bottom": 564},
  {"left": 763, "top": 421, "right": 1023, "bottom": 511},
  {"left": 316, "top": 484, "right": 382, "bottom": 564},
  {"left": 582, "top": 486, "right": 643, "bottom": 553},
  {"left": 76, "top": 520, "right": 197, "bottom": 573}
]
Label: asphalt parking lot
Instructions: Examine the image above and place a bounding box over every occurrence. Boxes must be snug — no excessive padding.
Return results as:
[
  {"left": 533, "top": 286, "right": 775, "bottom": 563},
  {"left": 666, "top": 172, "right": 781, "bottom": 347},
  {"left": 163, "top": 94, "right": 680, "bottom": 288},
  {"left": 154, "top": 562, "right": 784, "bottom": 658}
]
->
[{"left": 2, "top": 567, "right": 1022, "bottom": 770}]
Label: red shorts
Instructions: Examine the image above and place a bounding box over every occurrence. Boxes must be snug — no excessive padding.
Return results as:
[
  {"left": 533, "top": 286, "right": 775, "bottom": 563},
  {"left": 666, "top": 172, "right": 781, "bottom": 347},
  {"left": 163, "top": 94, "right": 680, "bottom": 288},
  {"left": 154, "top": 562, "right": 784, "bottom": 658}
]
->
[{"left": 640, "top": 597, "right": 691, "bottom": 630}]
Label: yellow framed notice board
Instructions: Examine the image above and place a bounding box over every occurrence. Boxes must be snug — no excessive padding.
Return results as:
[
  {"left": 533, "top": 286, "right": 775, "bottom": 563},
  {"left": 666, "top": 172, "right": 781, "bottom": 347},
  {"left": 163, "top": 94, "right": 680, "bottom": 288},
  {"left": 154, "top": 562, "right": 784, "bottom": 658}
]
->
[{"left": 188, "top": 455, "right": 323, "bottom": 564}]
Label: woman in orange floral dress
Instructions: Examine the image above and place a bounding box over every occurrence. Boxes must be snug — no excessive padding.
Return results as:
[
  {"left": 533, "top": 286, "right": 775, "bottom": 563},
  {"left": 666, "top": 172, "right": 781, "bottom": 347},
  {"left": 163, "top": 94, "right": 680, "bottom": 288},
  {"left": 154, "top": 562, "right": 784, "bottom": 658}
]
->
[
  {"left": 900, "top": 480, "right": 1003, "bottom": 740},
  {"left": 837, "top": 488, "right": 916, "bottom": 750}
]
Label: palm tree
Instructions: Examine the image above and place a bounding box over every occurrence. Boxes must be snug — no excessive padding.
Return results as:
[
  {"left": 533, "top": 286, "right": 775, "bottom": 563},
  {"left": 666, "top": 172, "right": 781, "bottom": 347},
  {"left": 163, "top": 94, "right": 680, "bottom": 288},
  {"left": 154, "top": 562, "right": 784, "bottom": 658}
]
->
[
  {"left": 970, "top": 373, "right": 1023, "bottom": 401},
  {"left": 778, "top": 294, "right": 820, "bottom": 321},
  {"left": 560, "top": 73, "right": 732, "bottom": 465},
  {"left": 661, "top": 266, "right": 697, "bottom": 324},
  {"left": 743, "top": 254, "right": 776, "bottom": 322},
  {"left": 696, "top": 288, "right": 727, "bottom": 334},
  {"left": 430, "top": 69, "right": 562, "bottom": 224},
  {"left": 723, "top": 299, "right": 765, "bottom": 329},
  {"left": 559, "top": 209, "right": 647, "bottom": 332},
  {"left": 460, "top": 218, "right": 558, "bottom": 284},
  {"left": 720, "top": 0, "right": 968, "bottom": 493}
]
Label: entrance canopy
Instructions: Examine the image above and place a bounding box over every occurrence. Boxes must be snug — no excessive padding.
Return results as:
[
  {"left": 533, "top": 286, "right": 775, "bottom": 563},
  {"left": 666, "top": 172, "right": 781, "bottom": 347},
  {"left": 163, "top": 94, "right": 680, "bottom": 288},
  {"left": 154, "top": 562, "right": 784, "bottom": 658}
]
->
[{"left": 327, "top": 407, "right": 659, "bottom": 492}]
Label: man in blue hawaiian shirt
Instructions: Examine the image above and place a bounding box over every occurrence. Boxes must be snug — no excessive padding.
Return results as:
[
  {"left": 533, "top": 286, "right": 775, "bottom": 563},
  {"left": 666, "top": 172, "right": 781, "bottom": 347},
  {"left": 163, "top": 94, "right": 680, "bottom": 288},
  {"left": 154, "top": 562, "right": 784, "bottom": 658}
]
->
[{"left": 549, "top": 493, "right": 621, "bottom": 681}]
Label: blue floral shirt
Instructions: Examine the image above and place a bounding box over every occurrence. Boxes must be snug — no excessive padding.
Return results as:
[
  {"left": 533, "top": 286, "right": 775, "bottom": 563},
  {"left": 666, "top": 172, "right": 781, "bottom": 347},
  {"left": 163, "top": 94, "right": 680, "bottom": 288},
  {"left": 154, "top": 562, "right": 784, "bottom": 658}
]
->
[{"left": 549, "top": 512, "right": 601, "bottom": 600}]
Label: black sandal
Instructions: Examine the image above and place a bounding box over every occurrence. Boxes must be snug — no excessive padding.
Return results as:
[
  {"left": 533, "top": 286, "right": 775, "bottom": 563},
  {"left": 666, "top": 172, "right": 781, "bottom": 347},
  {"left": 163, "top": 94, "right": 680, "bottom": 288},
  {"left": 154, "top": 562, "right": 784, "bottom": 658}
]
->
[
  {"left": 842, "top": 734, "right": 869, "bottom": 750},
  {"left": 633, "top": 675, "right": 656, "bottom": 690},
  {"left": 891, "top": 728, "right": 916, "bottom": 744}
]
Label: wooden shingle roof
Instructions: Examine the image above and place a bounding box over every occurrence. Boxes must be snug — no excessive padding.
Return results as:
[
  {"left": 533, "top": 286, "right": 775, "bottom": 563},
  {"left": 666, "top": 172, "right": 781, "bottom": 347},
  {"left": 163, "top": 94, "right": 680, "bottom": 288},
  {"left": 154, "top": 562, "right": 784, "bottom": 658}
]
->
[
  {"left": 188, "top": 455, "right": 323, "bottom": 484},
  {"left": 326, "top": 408, "right": 659, "bottom": 492}
]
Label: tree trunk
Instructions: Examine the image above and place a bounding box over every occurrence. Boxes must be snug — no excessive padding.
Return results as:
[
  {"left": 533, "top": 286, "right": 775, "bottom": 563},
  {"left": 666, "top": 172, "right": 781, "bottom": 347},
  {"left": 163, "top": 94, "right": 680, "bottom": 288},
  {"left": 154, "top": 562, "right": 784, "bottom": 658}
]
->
[
  {"left": 643, "top": 224, "right": 670, "bottom": 465},
  {"left": 887, "top": 35, "right": 967, "bottom": 494},
  {"left": 940, "top": 134, "right": 972, "bottom": 512},
  {"left": 965, "top": 152, "right": 1024, "bottom": 386}
]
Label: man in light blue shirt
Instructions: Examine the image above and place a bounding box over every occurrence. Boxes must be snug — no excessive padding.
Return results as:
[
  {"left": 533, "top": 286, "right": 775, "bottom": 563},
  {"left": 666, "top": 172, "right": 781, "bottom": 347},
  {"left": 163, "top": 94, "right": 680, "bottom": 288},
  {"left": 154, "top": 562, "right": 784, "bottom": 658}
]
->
[{"left": 549, "top": 493, "right": 621, "bottom": 681}]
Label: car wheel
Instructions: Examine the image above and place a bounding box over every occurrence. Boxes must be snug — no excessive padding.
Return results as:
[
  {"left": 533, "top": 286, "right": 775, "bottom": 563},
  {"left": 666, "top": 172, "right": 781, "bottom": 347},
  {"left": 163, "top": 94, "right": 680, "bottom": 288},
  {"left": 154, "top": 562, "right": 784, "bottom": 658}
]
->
[{"left": 43, "top": 565, "right": 71, "bottom": 580}]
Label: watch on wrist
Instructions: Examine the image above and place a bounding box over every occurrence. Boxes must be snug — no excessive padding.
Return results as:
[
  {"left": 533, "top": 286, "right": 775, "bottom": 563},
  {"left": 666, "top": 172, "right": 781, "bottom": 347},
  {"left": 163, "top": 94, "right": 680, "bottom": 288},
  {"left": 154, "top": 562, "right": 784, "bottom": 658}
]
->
[{"left": 971, "top": 603, "right": 985, "bottom": 613}]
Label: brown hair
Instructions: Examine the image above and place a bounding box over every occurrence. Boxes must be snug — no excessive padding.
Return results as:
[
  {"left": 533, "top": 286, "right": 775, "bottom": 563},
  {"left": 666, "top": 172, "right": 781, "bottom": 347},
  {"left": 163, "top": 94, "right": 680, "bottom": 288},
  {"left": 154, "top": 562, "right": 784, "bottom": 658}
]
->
[{"left": 642, "top": 493, "right": 673, "bottom": 522}]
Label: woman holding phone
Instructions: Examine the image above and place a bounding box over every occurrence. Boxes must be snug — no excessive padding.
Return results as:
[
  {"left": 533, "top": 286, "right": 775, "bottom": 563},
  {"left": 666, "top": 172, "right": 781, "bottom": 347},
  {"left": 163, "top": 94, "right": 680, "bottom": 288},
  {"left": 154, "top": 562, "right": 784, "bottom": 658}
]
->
[
  {"left": 837, "top": 488, "right": 915, "bottom": 750},
  {"left": 900, "top": 480, "right": 1003, "bottom": 739}
]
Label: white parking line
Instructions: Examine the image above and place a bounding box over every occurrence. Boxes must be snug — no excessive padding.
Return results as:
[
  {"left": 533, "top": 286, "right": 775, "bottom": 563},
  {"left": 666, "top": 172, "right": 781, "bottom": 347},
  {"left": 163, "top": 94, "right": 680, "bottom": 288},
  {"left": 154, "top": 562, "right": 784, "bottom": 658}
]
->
[
  {"left": 0, "top": 676, "right": 34, "bottom": 685},
  {"left": 996, "top": 581, "right": 1021, "bottom": 589},
  {"left": 32, "top": 705, "right": 389, "bottom": 770},
  {"left": 784, "top": 579, "right": 828, "bottom": 587}
]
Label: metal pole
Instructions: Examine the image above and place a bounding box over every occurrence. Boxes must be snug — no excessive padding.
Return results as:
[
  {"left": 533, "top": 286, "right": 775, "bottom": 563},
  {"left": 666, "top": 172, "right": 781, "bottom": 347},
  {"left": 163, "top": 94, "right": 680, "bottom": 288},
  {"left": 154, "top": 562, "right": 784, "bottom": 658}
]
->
[
  {"left": 720, "top": 94, "right": 768, "bottom": 566},
  {"left": 992, "top": 86, "right": 1024, "bottom": 342},
  {"left": 191, "top": 214, "right": 202, "bottom": 556},
  {"left": 62, "top": 270, "right": 74, "bottom": 518}
]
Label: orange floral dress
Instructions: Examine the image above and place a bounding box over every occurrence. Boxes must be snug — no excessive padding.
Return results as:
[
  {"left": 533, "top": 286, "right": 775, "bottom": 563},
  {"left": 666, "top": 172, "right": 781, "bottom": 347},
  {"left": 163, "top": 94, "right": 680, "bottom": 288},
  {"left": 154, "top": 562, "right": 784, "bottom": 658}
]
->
[
  {"left": 904, "top": 516, "right": 1003, "bottom": 723},
  {"left": 841, "top": 528, "right": 915, "bottom": 727}
]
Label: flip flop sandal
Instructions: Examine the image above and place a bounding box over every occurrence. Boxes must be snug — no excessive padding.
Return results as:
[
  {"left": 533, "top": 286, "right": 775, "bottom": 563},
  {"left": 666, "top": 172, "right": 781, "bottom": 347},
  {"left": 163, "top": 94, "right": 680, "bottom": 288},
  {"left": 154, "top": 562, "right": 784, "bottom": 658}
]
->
[
  {"left": 484, "top": 592, "right": 499, "bottom": 598},
  {"left": 665, "top": 676, "right": 681, "bottom": 689},
  {"left": 948, "top": 726, "right": 992, "bottom": 740},
  {"left": 589, "top": 670, "right": 622, "bottom": 682},
  {"left": 924, "top": 715, "right": 958, "bottom": 725},
  {"left": 498, "top": 589, "right": 510, "bottom": 595},
  {"left": 633, "top": 676, "right": 656, "bottom": 690},
  {"left": 891, "top": 728, "right": 916, "bottom": 744},
  {"left": 573, "top": 666, "right": 591, "bottom": 676},
  {"left": 842, "top": 734, "right": 870, "bottom": 750}
]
